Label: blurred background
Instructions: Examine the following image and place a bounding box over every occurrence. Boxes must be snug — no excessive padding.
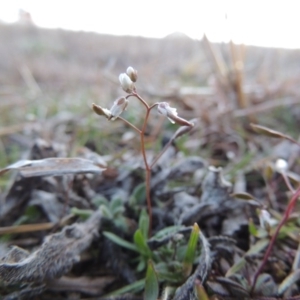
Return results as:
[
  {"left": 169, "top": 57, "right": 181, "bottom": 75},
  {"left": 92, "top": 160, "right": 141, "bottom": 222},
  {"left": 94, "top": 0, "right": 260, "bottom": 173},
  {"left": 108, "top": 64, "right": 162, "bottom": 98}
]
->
[
  {"left": 0, "top": 0, "right": 300, "bottom": 170},
  {"left": 1, "top": 0, "right": 300, "bottom": 48}
]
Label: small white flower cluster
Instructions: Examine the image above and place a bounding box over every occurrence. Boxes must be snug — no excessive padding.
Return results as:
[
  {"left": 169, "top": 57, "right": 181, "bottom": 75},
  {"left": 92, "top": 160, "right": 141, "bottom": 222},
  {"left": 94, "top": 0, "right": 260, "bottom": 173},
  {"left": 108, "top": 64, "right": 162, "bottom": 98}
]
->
[
  {"left": 93, "top": 66, "right": 194, "bottom": 127},
  {"left": 92, "top": 67, "right": 138, "bottom": 121},
  {"left": 119, "top": 66, "right": 138, "bottom": 93}
]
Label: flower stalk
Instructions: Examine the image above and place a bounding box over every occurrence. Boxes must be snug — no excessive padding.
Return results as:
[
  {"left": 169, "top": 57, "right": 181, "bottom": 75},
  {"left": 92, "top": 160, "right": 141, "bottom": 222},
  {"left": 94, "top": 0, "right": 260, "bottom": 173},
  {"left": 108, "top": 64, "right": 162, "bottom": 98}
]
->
[{"left": 92, "top": 67, "right": 194, "bottom": 237}]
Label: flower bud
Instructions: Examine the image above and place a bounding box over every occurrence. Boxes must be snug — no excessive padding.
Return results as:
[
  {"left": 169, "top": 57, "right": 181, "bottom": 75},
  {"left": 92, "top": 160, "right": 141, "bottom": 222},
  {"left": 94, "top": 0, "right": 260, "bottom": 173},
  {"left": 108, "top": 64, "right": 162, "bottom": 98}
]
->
[
  {"left": 92, "top": 103, "right": 112, "bottom": 119},
  {"left": 258, "top": 209, "right": 278, "bottom": 232},
  {"left": 259, "top": 209, "right": 271, "bottom": 231},
  {"left": 126, "top": 66, "right": 138, "bottom": 82},
  {"left": 157, "top": 102, "right": 193, "bottom": 126},
  {"left": 109, "top": 96, "right": 128, "bottom": 121},
  {"left": 119, "top": 73, "right": 134, "bottom": 93},
  {"left": 157, "top": 102, "right": 177, "bottom": 123}
]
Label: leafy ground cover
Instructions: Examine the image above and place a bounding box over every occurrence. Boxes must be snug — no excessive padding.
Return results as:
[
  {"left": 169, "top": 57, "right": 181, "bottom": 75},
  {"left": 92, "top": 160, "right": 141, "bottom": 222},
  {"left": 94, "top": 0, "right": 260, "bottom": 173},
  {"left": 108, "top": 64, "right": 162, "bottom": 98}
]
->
[{"left": 1, "top": 23, "right": 300, "bottom": 299}]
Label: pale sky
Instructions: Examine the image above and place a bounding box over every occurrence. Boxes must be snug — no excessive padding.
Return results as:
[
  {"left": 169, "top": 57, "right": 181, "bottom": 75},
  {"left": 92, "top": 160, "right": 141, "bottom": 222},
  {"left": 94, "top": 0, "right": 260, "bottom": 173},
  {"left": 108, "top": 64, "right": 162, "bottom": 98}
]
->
[{"left": 0, "top": 0, "right": 299, "bottom": 49}]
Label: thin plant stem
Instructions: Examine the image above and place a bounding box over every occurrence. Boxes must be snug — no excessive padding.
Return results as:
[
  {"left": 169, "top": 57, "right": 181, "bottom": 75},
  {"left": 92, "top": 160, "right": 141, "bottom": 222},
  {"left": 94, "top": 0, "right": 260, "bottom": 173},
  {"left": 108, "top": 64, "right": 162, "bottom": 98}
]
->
[
  {"left": 251, "top": 186, "right": 300, "bottom": 293},
  {"left": 125, "top": 92, "right": 154, "bottom": 236},
  {"left": 139, "top": 107, "right": 152, "bottom": 237},
  {"left": 281, "top": 172, "right": 296, "bottom": 194},
  {"left": 118, "top": 116, "right": 141, "bottom": 133},
  {"left": 150, "top": 137, "right": 173, "bottom": 168},
  {"left": 132, "top": 92, "right": 150, "bottom": 113},
  {"left": 149, "top": 103, "right": 159, "bottom": 110}
]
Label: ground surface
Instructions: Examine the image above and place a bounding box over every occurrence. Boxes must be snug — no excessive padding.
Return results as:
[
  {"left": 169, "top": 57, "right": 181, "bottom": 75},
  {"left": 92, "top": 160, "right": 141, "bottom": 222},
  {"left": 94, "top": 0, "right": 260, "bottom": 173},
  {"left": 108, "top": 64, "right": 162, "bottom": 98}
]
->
[{"left": 1, "top": 24, "right": 300, "bottom": 300}]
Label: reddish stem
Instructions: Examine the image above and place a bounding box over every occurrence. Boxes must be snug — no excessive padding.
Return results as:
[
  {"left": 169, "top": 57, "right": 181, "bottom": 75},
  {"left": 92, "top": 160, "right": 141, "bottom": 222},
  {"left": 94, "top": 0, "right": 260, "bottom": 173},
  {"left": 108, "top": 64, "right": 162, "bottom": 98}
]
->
[
  {"left": 137, "top": 100, "right": 152, "bottom": 237},
  {"left": 251, "top": 186, "right": 300, "bottom": 293},
  {"left": 122, "top": 95, "right": 166, "bottom": 237}
]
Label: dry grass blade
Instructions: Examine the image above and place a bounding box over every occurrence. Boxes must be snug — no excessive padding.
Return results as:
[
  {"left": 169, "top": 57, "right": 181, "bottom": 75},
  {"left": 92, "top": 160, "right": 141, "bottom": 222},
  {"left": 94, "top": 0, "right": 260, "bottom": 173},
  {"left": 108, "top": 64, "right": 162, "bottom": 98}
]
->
[
  {"left": 47, "top": 275, "right": 115, "bottom": 296},
  {"left": 0, "top": 123, "right": 34, "bottom": 137},
  {"left": 250, "top": 123, "right": 299, "bottom": 145},
  {"left": 0, "top": 222, "right": 54, "bottom": 235},
  {"left": 278, "top": 269, "right": 300, "bottom": 296},
  {"left": 0, "top": 157, "right": 106, "bottom": 177}
]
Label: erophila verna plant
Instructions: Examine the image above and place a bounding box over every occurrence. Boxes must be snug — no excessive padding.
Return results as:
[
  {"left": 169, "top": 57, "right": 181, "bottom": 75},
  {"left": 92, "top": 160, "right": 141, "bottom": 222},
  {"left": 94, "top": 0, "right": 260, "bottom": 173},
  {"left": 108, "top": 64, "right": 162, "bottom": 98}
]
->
[{"left": 92, "top": 66, "right": 194, "bottom": 236}]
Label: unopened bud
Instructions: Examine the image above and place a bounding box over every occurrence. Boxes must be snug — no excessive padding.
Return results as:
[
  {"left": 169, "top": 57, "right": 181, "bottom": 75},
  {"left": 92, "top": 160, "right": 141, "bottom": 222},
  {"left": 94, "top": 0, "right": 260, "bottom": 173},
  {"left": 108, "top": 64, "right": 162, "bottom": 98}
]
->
[
  {"left": 119, "top": 73, "right": 134, "bottom": 93},
  {"left": 126, "top": 66, "right": 138, "bottom": 82},
  {"left": 109, "top": 96, "right": 128, "bottom": 121},
  {"left": 157, "top": 102, "right": 193, "bottom": 126},
  {"left": 259, "top": 209, "right": 272, "bottom": 232},
  {"left": 92, "top": 103, "right": 112, "bottom": 119}
]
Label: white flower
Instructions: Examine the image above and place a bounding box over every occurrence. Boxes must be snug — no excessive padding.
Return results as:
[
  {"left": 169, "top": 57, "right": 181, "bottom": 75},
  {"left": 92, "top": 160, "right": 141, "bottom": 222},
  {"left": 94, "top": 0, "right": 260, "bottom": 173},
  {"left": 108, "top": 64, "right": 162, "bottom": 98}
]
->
[
  {"left": 126, "top": 66, "right": 138, "bottom": 82},
  {"left": 157, "top": 102, "right": 178, "bottom": 124},
  {"left": 259, "top": 209, "right": 277, "bottom": 231},
  {"left": 109, "top": 97, "right": 128, "bottom": 121},
  {"left": 275, "top": 158, "right": 288, "bottom": 172},
  {"left": 157, "top": 102, "right": 193, "bottom": 127},
  {"left": 119, "top": 73, "right": 134, "bottom": 93}
]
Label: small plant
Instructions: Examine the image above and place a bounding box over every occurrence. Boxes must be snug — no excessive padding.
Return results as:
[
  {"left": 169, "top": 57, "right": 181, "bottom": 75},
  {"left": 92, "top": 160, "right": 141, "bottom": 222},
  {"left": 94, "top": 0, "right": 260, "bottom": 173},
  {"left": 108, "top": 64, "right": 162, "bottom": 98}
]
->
[
  {"left": 92, "top": 66, "right": 194, "bottom": 236},
  {"left": 250, "top": 124, "right": 300, "bottom": 293},
  {"left": 102, "top": 210, "right": 204, "bottom": 298}
]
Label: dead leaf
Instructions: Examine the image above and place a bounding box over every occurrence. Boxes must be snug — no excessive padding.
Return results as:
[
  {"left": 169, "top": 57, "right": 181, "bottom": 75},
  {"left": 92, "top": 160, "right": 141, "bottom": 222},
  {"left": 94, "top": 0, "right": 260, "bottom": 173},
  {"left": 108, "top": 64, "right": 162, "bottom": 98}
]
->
[
  {"left": 250, "top": 123, "right": 297, "bottom": 144},
  {"left": 0, "top": 210, "right": 102, "bottom": 284},
  {"left": 0, "top": 157, "right": 106, "bottom": 177}
]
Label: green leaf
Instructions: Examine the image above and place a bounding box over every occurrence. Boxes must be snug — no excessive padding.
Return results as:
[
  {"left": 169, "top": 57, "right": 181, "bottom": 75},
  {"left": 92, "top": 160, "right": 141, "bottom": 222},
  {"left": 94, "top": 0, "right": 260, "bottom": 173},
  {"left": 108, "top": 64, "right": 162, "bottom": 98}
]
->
[
  {"left": 14, "top": 205, "right": 41, "bottom": 225},
  {"left": 248, "top": 218, "right": 258, "bottom": 236},
  {"left": 225, "top": 258, "right": 246, "bottom": 277},
  {"left": 155, "top": 261, "right": 183, "bottom": 283},
  {"left": 194, "top": 279, "right": 209, "bottom": 300},
  {"left": 134, "top": 229, "right": 152, "bottom": 257},
  {"left": 92, "top": 195, "right": 109, "bottom": 208},
  {"left": 245, "top": 239, "right": 269, "bottom": 256},
  {"left": 100, "top": 205, "right": 113, "bottom": 219},
  {"left": 110, "top": 197, "right": 123, "bottom": 213},
  {"left": 144, "top": 260, "right": 159, "bottom": 300},
  {"left": 151, "top": 225, "right": 186, "bottom": 240},
  {"left": 139, "top": 209, "right": 149, "bottom": 239},
  {"left": 103, "top": 231, "right": 139, "bottom": 252},
  {"left": 129, "top": 182, "right": 146, "bottom": 206},
  {"left": 70, "top": 207, "right": 93, "bottom": 220},
  {"left": 137, "top": 259, "right": 146, "bottom": 272},
  {"left": 183, "top": 223, "right": 200, "bottom": 277}
]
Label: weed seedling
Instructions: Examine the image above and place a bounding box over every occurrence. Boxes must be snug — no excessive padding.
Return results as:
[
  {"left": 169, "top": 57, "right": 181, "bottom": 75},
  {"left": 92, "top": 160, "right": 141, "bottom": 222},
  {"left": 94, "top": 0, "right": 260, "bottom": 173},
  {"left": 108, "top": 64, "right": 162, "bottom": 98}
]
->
[{"left": 92, "top": 67, "right": 194, "bottom": 236}]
